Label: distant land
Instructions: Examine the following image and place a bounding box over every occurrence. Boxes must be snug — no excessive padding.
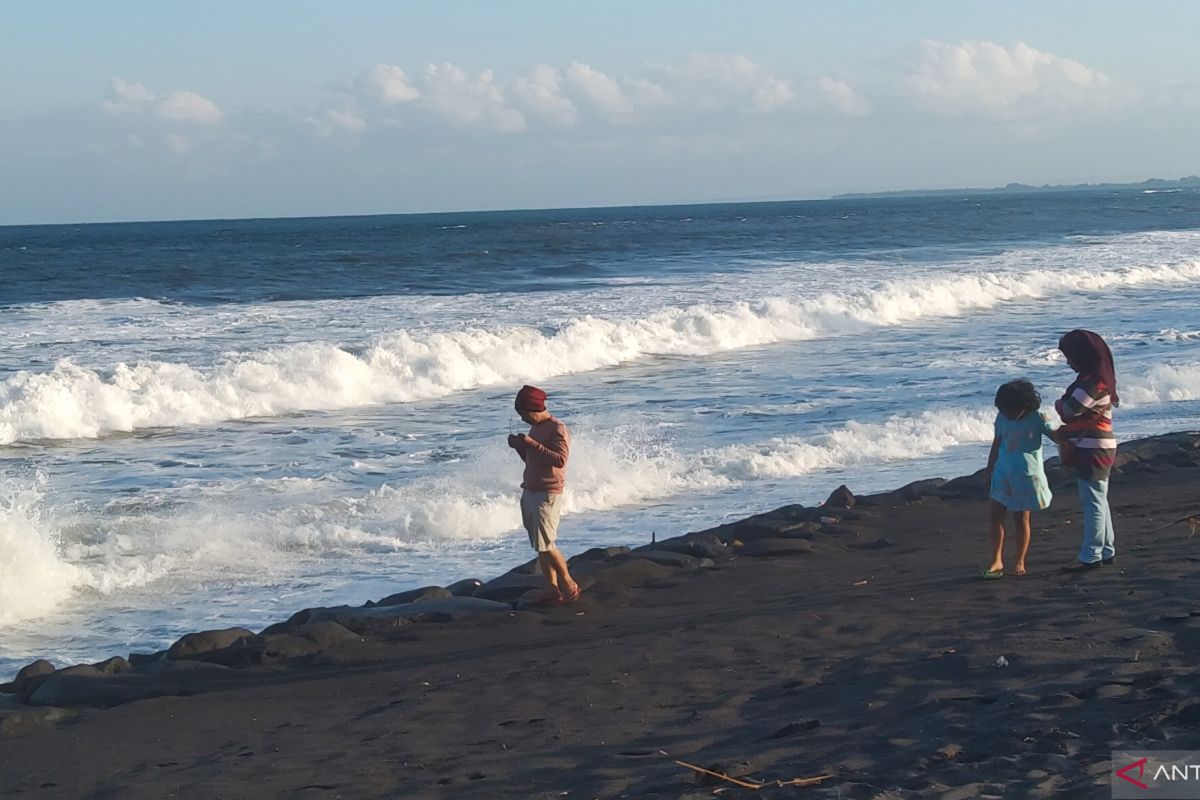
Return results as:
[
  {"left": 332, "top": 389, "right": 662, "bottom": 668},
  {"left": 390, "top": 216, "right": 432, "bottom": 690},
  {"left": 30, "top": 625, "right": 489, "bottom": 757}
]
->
[{"left": 833, "top": 175, "right": 1200, "bottom": 200}]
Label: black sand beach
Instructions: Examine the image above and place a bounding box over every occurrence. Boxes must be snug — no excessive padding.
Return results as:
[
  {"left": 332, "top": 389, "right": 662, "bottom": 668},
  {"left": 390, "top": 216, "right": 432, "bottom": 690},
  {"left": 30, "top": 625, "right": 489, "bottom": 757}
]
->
[{"left": 3, "top": 432, "right": 1200, "bottom": 799}]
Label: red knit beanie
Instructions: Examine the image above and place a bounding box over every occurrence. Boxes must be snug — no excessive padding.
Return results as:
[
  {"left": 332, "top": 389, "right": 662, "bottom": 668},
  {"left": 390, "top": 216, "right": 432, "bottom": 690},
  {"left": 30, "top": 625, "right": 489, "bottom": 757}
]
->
[{"left": 515, "top": 385, "right": 547, "bottom": 412}]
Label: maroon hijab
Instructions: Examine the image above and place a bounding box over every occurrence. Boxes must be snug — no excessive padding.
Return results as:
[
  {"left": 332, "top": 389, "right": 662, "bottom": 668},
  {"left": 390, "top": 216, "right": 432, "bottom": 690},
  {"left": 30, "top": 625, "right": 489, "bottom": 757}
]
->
[{"left": 1059, "top": 329, "right": 1120, "bottom": 407}]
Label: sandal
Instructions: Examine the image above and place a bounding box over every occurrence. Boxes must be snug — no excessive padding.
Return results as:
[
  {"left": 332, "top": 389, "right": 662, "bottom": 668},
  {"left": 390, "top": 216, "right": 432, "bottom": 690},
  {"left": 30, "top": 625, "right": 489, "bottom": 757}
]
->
[{"left": 981, "top": 569, "right": 1004, "bottom": 581}]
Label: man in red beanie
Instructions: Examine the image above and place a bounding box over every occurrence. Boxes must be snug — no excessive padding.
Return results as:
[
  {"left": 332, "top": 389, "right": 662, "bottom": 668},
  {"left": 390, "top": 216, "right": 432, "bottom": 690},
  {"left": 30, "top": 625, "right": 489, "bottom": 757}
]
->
[{"left": 507, "top": 384, "right": 580, "bottom": 605}]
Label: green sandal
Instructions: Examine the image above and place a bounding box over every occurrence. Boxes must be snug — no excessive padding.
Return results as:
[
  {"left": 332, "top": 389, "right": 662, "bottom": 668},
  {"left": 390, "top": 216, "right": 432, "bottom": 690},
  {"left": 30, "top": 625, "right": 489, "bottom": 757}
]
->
[{"left": 981, "top": 569, "right": 1004, "bottom": 580}]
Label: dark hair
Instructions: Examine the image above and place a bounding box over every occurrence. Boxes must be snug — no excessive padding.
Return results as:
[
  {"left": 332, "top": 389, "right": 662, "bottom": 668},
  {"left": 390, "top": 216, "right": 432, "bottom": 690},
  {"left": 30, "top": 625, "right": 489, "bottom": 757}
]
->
[{"left": 995, "top": 379, "right": 1041, "bottom": 413}]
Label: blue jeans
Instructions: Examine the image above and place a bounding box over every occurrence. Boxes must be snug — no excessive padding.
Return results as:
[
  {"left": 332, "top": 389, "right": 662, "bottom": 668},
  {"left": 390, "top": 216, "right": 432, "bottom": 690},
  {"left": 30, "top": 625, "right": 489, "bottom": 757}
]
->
[{"left": 1076, "top": 477, "right": 1115, "bottom": 563}]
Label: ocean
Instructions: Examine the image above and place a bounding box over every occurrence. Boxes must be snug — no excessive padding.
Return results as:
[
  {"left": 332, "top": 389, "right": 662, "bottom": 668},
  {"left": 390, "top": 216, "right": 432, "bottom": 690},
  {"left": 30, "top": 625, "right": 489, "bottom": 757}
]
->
[{"left": 3, "top": 190, "right": 1200, "bottom": 676}]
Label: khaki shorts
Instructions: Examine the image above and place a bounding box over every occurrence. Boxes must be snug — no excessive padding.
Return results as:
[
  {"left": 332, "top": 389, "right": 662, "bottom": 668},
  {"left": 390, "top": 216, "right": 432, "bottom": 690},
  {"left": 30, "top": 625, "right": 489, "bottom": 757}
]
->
[{"left": 520, "top": 490, "right": 563, "bottom": 552}]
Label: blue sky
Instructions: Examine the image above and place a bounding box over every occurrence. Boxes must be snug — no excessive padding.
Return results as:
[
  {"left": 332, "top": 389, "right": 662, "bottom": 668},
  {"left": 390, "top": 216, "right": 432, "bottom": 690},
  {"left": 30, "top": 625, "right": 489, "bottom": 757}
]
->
[{"left": 2, "top": 2, "right": 1198, "bottom": 223}]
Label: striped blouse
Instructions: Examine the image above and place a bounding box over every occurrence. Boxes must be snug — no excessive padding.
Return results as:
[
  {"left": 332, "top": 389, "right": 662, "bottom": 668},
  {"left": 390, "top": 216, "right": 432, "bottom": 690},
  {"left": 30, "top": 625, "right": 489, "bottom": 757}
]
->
[{"left": 1054, "top": 373, "right": 1116, "bottom": 481}]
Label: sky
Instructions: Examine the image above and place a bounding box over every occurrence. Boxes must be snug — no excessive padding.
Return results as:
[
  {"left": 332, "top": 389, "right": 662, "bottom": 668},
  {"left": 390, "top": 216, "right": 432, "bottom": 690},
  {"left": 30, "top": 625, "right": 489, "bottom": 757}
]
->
[{"left": 2, "top": 1, "right": 1199, "bottom": 224}]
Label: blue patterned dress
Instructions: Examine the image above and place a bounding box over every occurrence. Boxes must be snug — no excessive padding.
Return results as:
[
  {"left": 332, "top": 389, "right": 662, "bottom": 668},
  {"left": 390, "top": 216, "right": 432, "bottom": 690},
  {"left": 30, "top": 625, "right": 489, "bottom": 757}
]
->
[{"left": 989, "top": 411, "right": 1056, "bottom": 511}]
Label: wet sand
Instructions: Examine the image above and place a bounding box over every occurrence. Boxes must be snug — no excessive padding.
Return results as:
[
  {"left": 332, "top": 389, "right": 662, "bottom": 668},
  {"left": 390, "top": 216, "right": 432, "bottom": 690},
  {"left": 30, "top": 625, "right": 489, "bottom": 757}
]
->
[{"left": 2, "top": 432, "right": 1200, "bottom": 799}]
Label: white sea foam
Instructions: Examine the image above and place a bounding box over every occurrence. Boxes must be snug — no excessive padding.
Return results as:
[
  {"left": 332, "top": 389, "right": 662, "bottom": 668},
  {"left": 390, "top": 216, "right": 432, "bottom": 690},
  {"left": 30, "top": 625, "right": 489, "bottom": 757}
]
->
[
  {"left": 3, "top": 257, "right": 1199, "bottom": 444},
  {"left": 0, "top": 479, "right": 81, "bottom": 626},
  {"left": 1123, "top": 362, "right": 1200, "bottom": 406}
]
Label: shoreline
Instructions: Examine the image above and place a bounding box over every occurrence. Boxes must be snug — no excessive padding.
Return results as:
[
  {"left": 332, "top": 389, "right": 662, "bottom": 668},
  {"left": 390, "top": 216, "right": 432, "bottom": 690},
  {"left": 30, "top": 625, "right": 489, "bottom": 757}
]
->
[{"left": 2, "top": 430, "right": 1199, "bottom": 798}]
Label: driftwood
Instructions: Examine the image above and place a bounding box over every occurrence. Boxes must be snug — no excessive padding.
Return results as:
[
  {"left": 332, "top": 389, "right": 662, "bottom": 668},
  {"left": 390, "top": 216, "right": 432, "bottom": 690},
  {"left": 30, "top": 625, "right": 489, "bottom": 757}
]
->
[
  {"left": 674, "top": 759, "right": 833, "bottom": 790},
  {"left": 1146, "top": 514, "right": 1200, "bottom": 536}
]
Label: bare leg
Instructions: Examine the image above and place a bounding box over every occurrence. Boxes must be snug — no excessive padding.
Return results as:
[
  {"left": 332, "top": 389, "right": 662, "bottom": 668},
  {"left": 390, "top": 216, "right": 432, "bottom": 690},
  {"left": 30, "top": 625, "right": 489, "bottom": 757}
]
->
[
  {"left": 986, "top": 500, "right": 1007, "bottom": 573},
  {"left": 1010, "top": 511, "right": 1031, "bottom": 575},
  {"left": 543, "top": 547, "right": 577, "bottom": 597},
  {"left": 537, "top": 552, "right": 562, "bottom": 594}
]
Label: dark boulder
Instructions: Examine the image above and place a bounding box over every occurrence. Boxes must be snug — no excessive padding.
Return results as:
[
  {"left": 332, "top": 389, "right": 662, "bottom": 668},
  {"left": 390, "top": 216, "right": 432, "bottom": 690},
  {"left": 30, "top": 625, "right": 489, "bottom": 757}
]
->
[
  {"left": 291, "top": 621, "right": 363, "bottom": 648},
  {"left": 625, "top": 549, "right": 715, "bottom": 570},
  {"left": 889, "top": 478, "right": 948, "bottom": 501},
  {"left": 569, "top": 546, "right": 630, "bottom": 565},
  {"left": 738, "top": 538, "right": 814, "bottom": 557},
  {"left": 375, "top": 586, "right": 453, "bottom": 606},
  {"left": 127, "top": 651, "right": 167, "bottom": 669},
  {"left": 167, "top": 628, "right": 255, "bottom": 661},
  {"left": 6, "top": 659, "right": 55, "bottom": 697},
  {"left": 476, "top": 572, "right": 548, "bottom": 603},
  {"left": 823, "top": 484, "right": 856, "bottom": 509},
  {"left": 92, "top": 656, "right": 132, "bottom": 675},
  {"left": 446, "top": 578, "right": 484, "bottom": 597}
]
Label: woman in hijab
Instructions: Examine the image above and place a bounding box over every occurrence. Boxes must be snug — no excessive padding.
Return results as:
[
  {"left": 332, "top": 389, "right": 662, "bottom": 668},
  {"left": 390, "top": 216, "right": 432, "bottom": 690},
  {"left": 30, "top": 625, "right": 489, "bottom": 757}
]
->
[{"left": 1055, "top": 329, "right": 1119, "bottom": 571}]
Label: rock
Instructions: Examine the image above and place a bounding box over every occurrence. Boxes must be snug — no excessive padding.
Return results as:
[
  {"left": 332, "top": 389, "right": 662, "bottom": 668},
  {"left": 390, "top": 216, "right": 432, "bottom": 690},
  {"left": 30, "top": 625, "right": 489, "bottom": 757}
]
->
[
  {"left": 569, "top": 546, "right": 630, "bottom": 565},
  {"left": 709, "top": 515, "right": 822, "bottom": 544},
  {"left": 652, "top": 533, "right": 730, "bottom": 560},
  {"left": 92, "top": 656, "right": 132, "bottom": 675},
  {"left": 738, "top": 538, "right": 814, "bottom": 557},
  {"left": 302, "top": 597, "right": 514, "bottom": 636},
  {"left": 500, "top": 557, "right": 541, "bottom": 576},
  {"left": 27, "top": 671, "right": 153, "bottom": 710},
  {"left": 995, "top": 656, "right": 1010, "bottom": 668},
  {"left": 375, "top": 586, "right": 453, "bottom": 607},
  {"left": 625, "top": 549, "right": 714, "bottom": 569},
  {"left": 446, "top": 578, "right": 484, "bottom": 597},
  {"left": 9, "top": 659, "right": 55, "bottom": 696},
  {"left": 476, "top": 572, "right": 548, "bottom": 603},
  {"left": 936, "top": 469, "right": 988, "bottom": 498},
  {"left": 891, "top": 478, "right": 948, "bottom": 501},
  {"left": 292, "top": 621, "right": 363, "bottom": 648},
  {"left": 585, "top": 558, "right": 674, "bottom": 592},
  {"left": 255, "top": 634, "right": 323, "bottom": 662},
  {"left": 29, "top": 660, "right": 235, "bottom": 708},
  {"left": 128, "top": 650, "right": 167, "bottom": 669},
  {"left": 824, "top": 484, "right": 856, "bottom": 509},
  {"left": 183, "top": 632, "right": 325, "bottom": 667},
  {"left": 56, "top": 664, "right": 101, "bottom": 678},
  {"left": 0, "top": 706, "right": 78, "bottom": 738},
  {"left": 762, "top": 504, "right": 819, "bottom": 521},
  {"left": 167, "top": 628, "right": 255, "bottom": 660}
]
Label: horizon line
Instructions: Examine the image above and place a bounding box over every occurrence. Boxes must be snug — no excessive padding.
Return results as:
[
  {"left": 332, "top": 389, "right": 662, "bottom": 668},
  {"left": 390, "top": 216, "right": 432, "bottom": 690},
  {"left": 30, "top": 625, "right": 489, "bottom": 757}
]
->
[{"left": 3, "top": 175, "right": 1195, "bottom": 229}]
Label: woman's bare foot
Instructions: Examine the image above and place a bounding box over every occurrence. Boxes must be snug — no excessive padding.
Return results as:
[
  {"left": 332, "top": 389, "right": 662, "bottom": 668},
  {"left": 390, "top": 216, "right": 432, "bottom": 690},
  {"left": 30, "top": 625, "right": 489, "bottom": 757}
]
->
[
  {"left": 561, "top": 582, "right": 581, "bottom": 603},
  {"left": 1008, "top": 565, "right": 1027, "bottom": 576}
]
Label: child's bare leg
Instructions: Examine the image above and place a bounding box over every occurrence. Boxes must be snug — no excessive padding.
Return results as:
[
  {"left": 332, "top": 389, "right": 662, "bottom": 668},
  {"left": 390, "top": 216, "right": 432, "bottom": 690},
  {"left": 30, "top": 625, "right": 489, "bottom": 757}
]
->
[
  {"left": 986, "top": 500, "right": 1007, "bottom": 572},
  {"left": 1010, "top": 511, "right": 1031, "bottom": 575}
]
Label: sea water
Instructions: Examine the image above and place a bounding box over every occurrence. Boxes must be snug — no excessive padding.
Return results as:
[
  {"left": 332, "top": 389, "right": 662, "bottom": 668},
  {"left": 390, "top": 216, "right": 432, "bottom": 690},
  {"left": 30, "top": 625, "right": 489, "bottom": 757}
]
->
[{"left": 3, "top": 191, "right": 1200, "bottom": 675}]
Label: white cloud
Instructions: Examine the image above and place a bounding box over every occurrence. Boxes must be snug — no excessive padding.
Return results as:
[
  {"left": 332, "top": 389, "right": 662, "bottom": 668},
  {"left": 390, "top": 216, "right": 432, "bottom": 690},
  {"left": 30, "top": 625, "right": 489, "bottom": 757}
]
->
[
  {"left": 328, "top": 108, "right": 367, "bottom": 133},
  {"left": 565, "top": 62, "right": 634, "bottom": 117},
  {"left": 512, "top": 64, "right": 577, "bottom": 128},
  {"left": 420, "top": 62, "right": 526, "bottom": 133},
  {"left": 304, "top": 108, "right": 368, "bottom": 137},
  {"left": 103, "top": 78, "right": 224, "bottom": 125},
  {"left": 815, "top": 76, "right": 868, "bottom": 116},
  {"left": 364, "top": 64, "right": 420, "bottom": 105},
  {"left": 103, "top": 78, "right": 157, "bottom": 115},
  {"left": 666, "top": 53, "right": 795, "bottom": 113},
  {"left": 157, "top": 91, "right": 224, "bottom": 125},
  {"left": 906, "top": 40, "right": 1108, "bottom": 117},
  {"left": 750, "top": 76, "right": 796, "bottom": 113},
  {"left": 622, "top": 77, "right": 670, "bottom": 109}
]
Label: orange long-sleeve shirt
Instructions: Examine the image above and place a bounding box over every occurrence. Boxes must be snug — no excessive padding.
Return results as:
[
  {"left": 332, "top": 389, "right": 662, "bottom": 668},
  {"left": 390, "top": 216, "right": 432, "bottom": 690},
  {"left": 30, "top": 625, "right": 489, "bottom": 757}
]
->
[{"left": 516, "top": 416, "right": 570, "bottom": 493}]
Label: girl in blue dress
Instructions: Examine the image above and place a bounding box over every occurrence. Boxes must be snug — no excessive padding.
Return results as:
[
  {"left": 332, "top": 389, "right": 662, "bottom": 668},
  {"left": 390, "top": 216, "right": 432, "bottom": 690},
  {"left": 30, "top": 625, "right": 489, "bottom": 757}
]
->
[{"left": 983, "top": 379, "right": 1060, "bottom": 578}]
